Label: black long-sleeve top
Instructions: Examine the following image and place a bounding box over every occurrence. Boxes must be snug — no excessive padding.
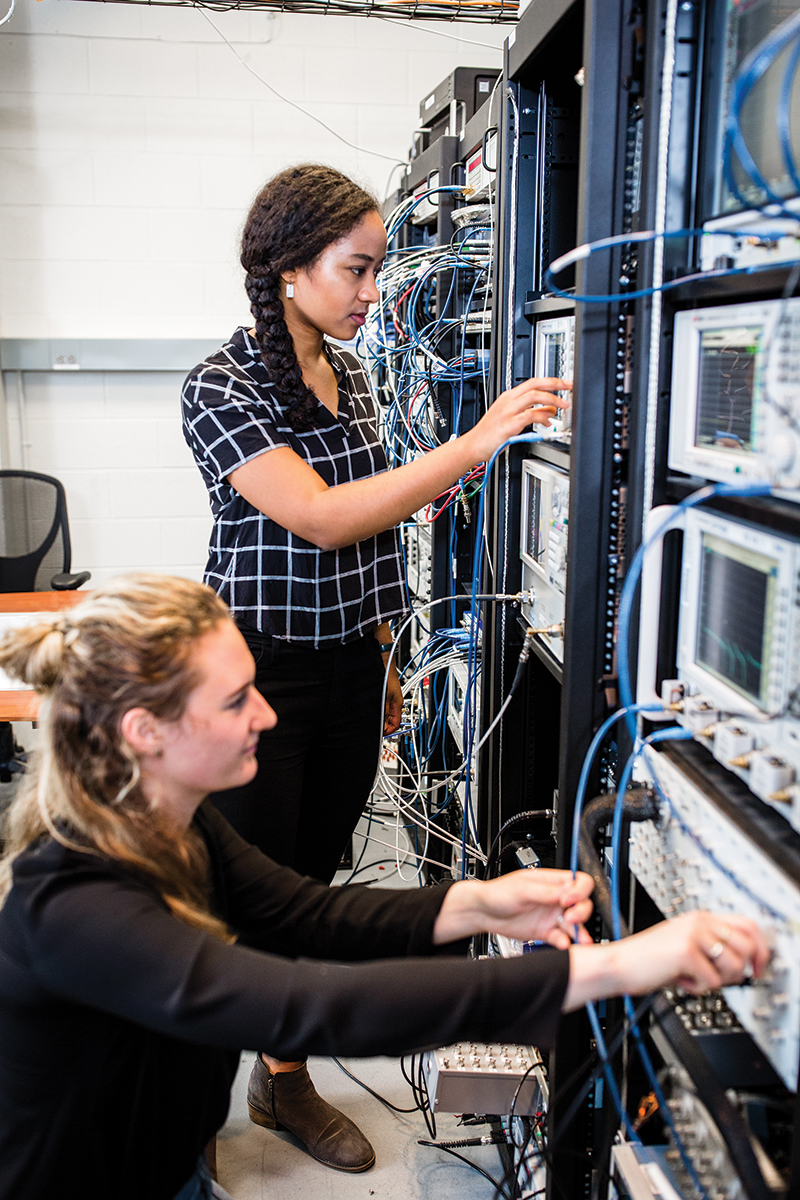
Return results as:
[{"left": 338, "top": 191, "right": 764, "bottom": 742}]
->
[{"left": 0, "top": 802, "right": 569, "bottom": 1200}]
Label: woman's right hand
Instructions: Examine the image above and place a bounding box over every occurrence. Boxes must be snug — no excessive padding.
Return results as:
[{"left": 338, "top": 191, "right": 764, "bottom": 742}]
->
[
  {"left": 563, "top": 911, "right": 770, "bottom": 1012},
  {"left": 228, "top": 375, "right": 572, "bottom": 552},
  {"left": 463, "top": 377, "right": 572, "bottom": 464}
]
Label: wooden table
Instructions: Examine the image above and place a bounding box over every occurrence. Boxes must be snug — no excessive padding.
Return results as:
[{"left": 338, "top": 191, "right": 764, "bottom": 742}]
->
[{"left": 0, "top": 591, "right": 89, "bottom": 720}]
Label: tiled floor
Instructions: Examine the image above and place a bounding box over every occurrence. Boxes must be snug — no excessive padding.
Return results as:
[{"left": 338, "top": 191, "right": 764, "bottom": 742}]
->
[{"left": 217, "top": 1052, "right": 511, "bottom": 1200}]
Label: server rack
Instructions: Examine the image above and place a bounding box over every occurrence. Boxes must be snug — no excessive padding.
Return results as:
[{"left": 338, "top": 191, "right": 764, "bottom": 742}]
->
[{"left": 480, "top": 5, "right": 642, "bottom": 1191}]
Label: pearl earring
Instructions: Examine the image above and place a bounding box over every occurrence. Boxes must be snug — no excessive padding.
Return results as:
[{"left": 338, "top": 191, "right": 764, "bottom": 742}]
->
[{"left": 286, "top": 283, "right": 294, "bottom": 299}]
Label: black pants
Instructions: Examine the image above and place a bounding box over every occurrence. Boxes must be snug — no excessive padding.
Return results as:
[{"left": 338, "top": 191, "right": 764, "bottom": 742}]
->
[{"left": 210, "top": 630, "right": 385, "bottom": 885}]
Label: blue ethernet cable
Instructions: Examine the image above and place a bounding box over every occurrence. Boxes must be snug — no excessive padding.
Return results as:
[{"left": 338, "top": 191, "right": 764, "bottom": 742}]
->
[
  {"left": 544, "top": 227, "right": 800, "bottom": 305},
  {"left": 777, "top": 33, "right": 800, "bottom": 196},
  {"left": 568, "top": 703, "right": 664, "bottom": 878},
  {"left": 609, "top": 728, "right": 694, "bottom": 943}
]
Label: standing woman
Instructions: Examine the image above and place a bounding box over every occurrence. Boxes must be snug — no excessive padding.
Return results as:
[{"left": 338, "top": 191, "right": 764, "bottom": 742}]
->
[{"left": 181, "top": 163, "right": 570, "bottom": 1170}]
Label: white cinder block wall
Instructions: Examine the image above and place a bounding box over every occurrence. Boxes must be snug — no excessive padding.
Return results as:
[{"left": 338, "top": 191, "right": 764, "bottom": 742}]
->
[{"left": 0, "top": 0, "right": 505, "bottom": 585}]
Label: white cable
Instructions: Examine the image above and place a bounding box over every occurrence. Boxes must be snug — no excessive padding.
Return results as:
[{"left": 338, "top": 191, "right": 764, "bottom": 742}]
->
[
  {"left": 386, "top": 789, "right": 487, "bottom": 860},
  {"left": 0, "top": 0, "right": 15, "bottom": 27},
  {"left": 383, "top": 160, "right": 408, "bottom": 205},
  {"left": 375, "top": 770, "right": 484, "bottom": 862},
  {"left": 361, "top": 830, "right": 484, "bottom": 873},
  {"left": 375, "top": 14, "right": 505, "bottom": 50},
  {"left": 200, "top": 9, "right": 406, "bottom": 167},
  {"left": 8, "top": 19, "right": 277, "bottom": 43},
  {"left": 394, "top": 806, "right": 427, "bottom": 883},
  {"left": 473, "top": 665, "right": 516, "bottom": 754}
]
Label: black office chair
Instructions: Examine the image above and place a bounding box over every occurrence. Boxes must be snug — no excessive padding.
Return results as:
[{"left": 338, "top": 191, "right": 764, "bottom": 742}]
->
[
  {"left": 0, "top": 471, "right": 90, "bottom": 593},
  {"left": 0, "top": 471, "right": 90, "bottom": 785}
]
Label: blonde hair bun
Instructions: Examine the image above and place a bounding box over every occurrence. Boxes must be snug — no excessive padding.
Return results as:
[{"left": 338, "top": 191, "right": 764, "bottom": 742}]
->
[{"left": 0, "top": 615, "right": 76, "bottom": 692}]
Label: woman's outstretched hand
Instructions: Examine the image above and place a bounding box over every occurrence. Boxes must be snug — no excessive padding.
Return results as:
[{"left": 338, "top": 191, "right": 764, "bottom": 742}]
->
[
  {"left": 432, "top": 868, "right": 594, "bottom": 948},
  {"left": 563, "top": 911, "right": 771, "bottom": 1012},
  {"left": 463, "top": 377, "right": 572, "bottom": 464}
]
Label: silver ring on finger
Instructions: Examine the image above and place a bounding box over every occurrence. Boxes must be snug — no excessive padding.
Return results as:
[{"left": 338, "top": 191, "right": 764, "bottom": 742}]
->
[{"left": 708, "top": 940, "right": 726, "bottom": 961}]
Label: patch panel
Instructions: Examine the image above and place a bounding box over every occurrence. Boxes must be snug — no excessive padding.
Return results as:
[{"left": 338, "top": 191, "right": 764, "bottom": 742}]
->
[
  {"left": 645, "top": 1052, "right": 786, "bottom": 1200},
  {"left": 404, "top": 519, "right": 432, "bottom": 604},
  {"left": 447, "top": 658, "right": 481, "bottom": 755},
  {"left": 629, "top": 745, "right": 800, "bottom": 1090}
]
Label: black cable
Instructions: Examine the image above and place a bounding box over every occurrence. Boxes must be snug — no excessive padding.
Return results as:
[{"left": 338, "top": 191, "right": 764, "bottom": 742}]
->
[
  {"left": 417, "top": 1053, "right": 437, "bottom": 1138},
  {"left": 431, "top": 1132, "right": 509, "bottom": 1148},
  {"left": 400, "top": 1054, "right": 421, "bottom": 1096},
  {"left": 343, "top": 859, "right": 399, "bottom": 883},
  {"left": 507, "top": 1062, "right": 546, "bottom": 1200},
  {"left": 330, "top": 1057, "right": 419, "bottom": 1114},
  {"left": 417, "top": 1139, "right": 513, "bottom": 1200},
  {"left": 503, "top": 1118, "right": 544, "bottom": 1200},
  {"left": 578, "top": 787, "right": 659, "bottom": 935},
  {"left": 483, "top": 809, "right": 555, "bottom": 879},
  {"left": 401, "top": 1054, "right": 436, "bottom": 1137},
  {"left": 337, "top": 804, "right": 374, "bottom": 886}
]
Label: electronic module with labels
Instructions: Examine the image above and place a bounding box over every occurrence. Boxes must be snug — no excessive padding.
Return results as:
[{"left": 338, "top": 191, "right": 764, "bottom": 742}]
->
[
  {"left": 534, "top": 315, "right": 574, "bottom": 439},
  {"left": 520, "top": 458, "right": 569, "bottom": 661}
]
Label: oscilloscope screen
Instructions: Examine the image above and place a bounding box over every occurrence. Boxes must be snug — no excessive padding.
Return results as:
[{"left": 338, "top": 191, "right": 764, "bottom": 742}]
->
[
  {"left": 694, "top": 326, "right": 762, "bottom": 455},
  {"left": 695, "top": 532, "right": 778, "bottom": 709}
]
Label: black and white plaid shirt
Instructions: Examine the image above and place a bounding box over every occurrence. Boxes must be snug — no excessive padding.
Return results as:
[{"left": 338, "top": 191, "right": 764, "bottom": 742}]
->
[{"left": 182, "top": 327, "right": 409, "bottom": 645}]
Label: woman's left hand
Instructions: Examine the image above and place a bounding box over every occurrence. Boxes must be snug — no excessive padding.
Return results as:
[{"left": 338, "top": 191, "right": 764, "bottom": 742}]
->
[
  {"left": 432, "top": 869, "right": 595, "bottom": 948},
  {"left": 383, "top": 660, "right": 403, "bottom": 735}
]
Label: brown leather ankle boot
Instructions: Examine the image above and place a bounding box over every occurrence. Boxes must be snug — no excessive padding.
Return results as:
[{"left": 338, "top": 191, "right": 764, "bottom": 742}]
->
[{"left": 246, "top": 1056, "right": 375, "bottom": 1173}]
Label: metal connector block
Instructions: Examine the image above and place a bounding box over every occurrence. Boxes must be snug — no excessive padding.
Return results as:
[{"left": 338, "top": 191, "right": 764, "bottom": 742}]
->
[{"left": 422, "top": 1043, "right": 546, "bottom": 1115}]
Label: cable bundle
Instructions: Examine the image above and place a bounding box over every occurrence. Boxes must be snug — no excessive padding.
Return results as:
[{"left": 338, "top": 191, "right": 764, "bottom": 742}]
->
[
  {"left": 74, "top": 0, "right": 518, "bottom": 21},
  {"left": 363, "top": 189, "right": 493, "bottom": 471},
  {"left": 373, "top": 624, "right": 485, "bottom": 882}
]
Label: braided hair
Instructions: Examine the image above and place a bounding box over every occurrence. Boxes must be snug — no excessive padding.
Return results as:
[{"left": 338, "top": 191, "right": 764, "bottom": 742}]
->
[{"left": 241, "top": 164, "right": 379, "bottom": 432}]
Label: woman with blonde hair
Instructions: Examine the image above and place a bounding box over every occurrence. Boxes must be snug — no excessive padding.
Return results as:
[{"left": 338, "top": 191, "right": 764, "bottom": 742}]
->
[{"left": 0, "top": 573, "right": 768, "bottom": 1200}]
